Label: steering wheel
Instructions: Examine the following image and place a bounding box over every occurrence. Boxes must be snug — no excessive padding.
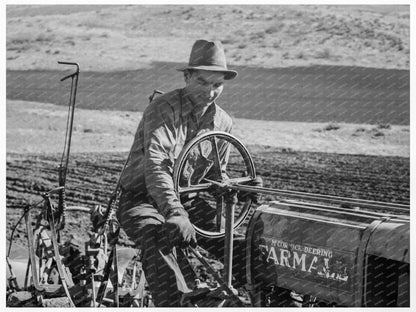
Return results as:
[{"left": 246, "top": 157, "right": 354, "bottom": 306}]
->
[{"left": 173, "top": 131, "right": 256, "bottom": 238}]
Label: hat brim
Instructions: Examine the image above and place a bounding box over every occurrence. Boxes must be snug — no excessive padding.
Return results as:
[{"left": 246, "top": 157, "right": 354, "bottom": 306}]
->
[{"left": 177, "top": 65, "right": 237, "bottom": 80}]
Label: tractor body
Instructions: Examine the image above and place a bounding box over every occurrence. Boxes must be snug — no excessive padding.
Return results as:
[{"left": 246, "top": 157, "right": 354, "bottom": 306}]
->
[{"left": 246, "top": 200, "right": 410, "bottom": 307}]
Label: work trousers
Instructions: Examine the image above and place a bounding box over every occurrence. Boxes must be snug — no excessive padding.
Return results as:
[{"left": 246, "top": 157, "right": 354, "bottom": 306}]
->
[{"left": 117, "top": 190, "right": 247, "bottom": 307}]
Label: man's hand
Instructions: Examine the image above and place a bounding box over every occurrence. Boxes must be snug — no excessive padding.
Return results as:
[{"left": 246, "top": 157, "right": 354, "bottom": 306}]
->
[
  {"left": 164, "top": 209, "right": 197, "bottom": 248},
  {"left": 238, "top": 176, "right": 263, "bottom": 204}
]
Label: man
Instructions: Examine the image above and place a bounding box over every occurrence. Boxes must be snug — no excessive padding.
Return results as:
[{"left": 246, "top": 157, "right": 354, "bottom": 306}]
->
[{"left": 117, "top": 39, "right": 252, "bottom": 306}]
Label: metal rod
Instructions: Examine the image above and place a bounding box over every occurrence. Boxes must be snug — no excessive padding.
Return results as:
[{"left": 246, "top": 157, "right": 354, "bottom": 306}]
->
[
  {"left": 218, "top": 183, "right": 409, "bottom": 213},
  {"left": 91, "top": 273, "right": 97, "bottom": 307},
  {"left": 6, "top": 256, "right": 20, "bottom": 291},
  {"left": 148, "top": 89, "right": 164, "bottom": 102},
  {"left": 216, "top": 196, "right": 223, "bottom": 231},
  {"left": 223, "top": 192, "right": 239, "bottom": 289},
  {"left": 60, "top": 65, "right": 79, "bottom": 187},
  {"left": 224, "top": 197, "right": 235, "bottom": 287},
  {"left": 131, "top": 263, "right": 137, "bottom": 291},
  {"left": 24, "top": 257, "right": 31, "bottom": 289},
  {"left": 113, "top": 247, "right": 119, "bottom": 307},
  {"left": 25, "top": 211, "right": 45, "bottom": 292},
  {"left": 96, "top": 246, "right": 115, "bottom": 306},
  {"left": 58, "top": 62, "right": 79, "bottom": 185}
]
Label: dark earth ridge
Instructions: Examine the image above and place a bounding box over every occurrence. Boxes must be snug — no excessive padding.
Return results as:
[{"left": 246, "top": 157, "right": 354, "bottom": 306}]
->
[{"left": 6, "top": 63, "right": 409, "bottom": 125}]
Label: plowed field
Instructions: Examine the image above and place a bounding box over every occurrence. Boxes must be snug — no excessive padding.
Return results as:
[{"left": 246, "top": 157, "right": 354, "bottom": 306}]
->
[{"left": 6, "top": 147, "right": 410, "bottom": 250}]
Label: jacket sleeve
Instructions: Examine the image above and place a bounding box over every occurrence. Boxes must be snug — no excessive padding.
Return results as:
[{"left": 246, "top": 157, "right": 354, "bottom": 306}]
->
[{"left": 142, "top": 99, "right": 184, "bottom": 217}]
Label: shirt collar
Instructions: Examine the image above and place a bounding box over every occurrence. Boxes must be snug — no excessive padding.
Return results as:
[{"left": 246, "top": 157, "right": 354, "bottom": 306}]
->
[{"left": 180, "top": 88, "right": 217, "bottom": 119}]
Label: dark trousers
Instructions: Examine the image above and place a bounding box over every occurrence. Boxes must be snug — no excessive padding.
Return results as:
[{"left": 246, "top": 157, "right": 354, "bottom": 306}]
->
[{"left": 117, "top": 190, "right": 247, "bottom": 307}]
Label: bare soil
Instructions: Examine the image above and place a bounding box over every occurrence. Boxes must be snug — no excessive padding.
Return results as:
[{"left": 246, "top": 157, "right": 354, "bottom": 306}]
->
[{"left": 6, "top": 100, "right": 410, "bottom": 157}]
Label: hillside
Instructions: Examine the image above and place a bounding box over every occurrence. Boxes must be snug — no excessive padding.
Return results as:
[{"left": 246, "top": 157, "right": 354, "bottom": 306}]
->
[{"left": 6, "top": 5, "right": 410, "bottom": 71}]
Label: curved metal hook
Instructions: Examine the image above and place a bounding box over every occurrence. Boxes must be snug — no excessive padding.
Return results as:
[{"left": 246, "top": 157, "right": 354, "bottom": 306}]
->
[{"left": 58, "top": 61, "right": 80, "bottom": 81}]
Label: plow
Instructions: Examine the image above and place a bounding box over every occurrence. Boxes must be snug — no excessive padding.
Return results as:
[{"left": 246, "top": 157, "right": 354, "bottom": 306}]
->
[{"left": 6, "top": 63, "right": 410, "bottom": 307}]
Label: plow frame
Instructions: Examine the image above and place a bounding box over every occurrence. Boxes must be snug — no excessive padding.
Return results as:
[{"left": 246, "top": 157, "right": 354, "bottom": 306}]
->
[{"left": 6, "top": 62, "right": 148, "bottom": 307}]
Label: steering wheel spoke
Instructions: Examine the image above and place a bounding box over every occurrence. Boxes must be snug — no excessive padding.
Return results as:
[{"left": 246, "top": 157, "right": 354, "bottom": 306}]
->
[
  {"left": 209, "top": 136, "right": 224, "bottom": 180},
  {"left": 225, "top": 176, "right": 254, "bottom": 185},
  {"left": 178, "top": 183, "right": 212, "bottom": 194}
]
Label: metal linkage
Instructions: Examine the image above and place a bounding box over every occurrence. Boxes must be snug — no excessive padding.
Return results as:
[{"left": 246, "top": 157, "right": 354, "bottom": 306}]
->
[
  {"left": 204, "top": 179, "right": 409, "bottom": 214},
  {"left": 239, "top": 185, "right": 408, "bottom": 213},
  {"left": 43, "top": 194, "right": 75, "bottom": 307}
]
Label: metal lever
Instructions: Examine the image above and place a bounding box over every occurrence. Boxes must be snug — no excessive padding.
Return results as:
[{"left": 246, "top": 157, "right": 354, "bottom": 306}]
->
[
  {"left": 41, "top": 186, "right": 65, "bottom": 197},
  {"left": 148, "top": 89, "right": 164, "bottom": 102},
  {"left": 189, "top": 247, "right": 241, "bottom": 304},
  {"left": 58, "top": 61, "right": 80, "bottom": 81}
]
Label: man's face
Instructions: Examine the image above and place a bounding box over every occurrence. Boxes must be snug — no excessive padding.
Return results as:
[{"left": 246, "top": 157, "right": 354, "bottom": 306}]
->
[{"left": 184, "top": 70, "right": 225, "bottom": 108}]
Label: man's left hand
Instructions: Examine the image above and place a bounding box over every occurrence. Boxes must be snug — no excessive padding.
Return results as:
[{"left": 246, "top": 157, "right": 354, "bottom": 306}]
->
[{"left": 238, "top": 176, "right": 263, "bottom": 204}]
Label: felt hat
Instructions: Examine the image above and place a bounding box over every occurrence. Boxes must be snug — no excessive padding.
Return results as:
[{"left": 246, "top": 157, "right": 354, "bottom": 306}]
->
[{"left": 177, "top": 40, "right": 237, "bottom": 80}]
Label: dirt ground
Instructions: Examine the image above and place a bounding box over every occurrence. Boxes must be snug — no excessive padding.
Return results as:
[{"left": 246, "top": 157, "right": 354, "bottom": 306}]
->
[{"left": 6, "top": 100, "right": 410, "bottom": 157}]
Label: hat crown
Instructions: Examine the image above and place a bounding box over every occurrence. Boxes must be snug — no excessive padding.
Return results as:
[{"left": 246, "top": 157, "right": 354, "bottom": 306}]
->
[
  {"left": 177, "top": 39, "right": 237, "bottom": 80},
  {"left": 188, "top": 40, "right": 227, "bottom": 69}
]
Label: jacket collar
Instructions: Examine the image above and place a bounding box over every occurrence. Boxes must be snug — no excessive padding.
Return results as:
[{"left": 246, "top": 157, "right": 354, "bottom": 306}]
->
[{"left": 180, "top": 88, "right": 217, "bottom": 119}]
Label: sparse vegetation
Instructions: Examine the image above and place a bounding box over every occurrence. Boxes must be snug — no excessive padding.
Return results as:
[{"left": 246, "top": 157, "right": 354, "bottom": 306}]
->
[
  {"left": 373, "top": 131, "right": 385, "bottom": 137},
  {"left": 265, "top": 26, "right": 278, "bottom": 34},
  {"left": 352, "top": 127, "right": 366, "bottom": 136},
  {"left": 35, "top": 33, "right": 54, "bottom": 43},
  {"left": 377, "top": 123, "right": 391, "bottom": 129},
  {"left": 7, "top": 36, "right": 32, "bottom": 52},
  {"left": 250, "top": 31, "right": 265, "bottom": 40},
  {"left": 224, "top": 36, "right": 241, "bottom": 45},
  {"left": 315, "top": 48, "right": 331, "bottom": 59},
  {"left": 324, "top": 123, "right": 341, "bottom": 131},
  {"left": 295, "top": 51, "right": 305, "bottom": 59}
]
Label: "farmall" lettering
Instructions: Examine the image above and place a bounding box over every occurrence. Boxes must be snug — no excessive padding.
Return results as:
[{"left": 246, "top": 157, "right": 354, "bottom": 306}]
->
[
  {"left": 259, "top": 243, "right": 328, "bottom": 273},
  {"left": 259, "top": 239, "right": 349, "bottom": 282}
]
